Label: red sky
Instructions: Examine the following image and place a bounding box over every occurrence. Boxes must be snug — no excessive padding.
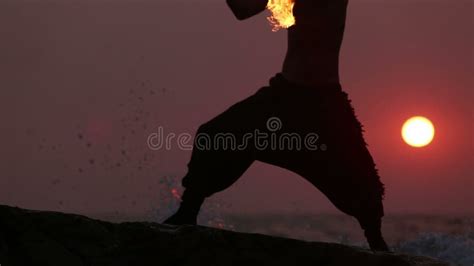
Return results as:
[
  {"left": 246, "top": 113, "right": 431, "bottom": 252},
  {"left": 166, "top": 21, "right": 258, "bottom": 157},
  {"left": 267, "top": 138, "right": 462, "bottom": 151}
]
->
[{"left": 0, "top": 0, "right": 472, "bottom": 216}]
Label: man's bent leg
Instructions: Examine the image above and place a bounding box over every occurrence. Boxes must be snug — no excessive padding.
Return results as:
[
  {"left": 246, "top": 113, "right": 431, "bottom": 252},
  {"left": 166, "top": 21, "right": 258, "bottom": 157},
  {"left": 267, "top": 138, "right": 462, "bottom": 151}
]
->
[
  {"left": 252, "top": 81, "right": 390, "bottom": 251},
  {"left": 163, "top": 152, "right": 254, "bottom": 225},
  {"left": 163, "top": 87, "right": 269, "bottom": 225},
  {"left": 163, "top": 127, "right": 255, "bottom": 225},
  {"left": 358, "top": 216, "right": 389, "bottom": 252}
]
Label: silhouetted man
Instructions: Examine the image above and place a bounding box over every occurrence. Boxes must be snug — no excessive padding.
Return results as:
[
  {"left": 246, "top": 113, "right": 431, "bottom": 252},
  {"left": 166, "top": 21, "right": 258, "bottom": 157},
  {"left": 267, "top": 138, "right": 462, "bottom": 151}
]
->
[{"left": 164, "top": 0, "right": 390, "bottom": 251}]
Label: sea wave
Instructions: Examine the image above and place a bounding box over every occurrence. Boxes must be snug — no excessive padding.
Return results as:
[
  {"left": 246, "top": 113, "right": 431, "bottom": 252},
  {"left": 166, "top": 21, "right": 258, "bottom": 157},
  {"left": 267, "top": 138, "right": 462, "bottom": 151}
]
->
[{"left": 395, "top": 233, "right": 474, "bottom": 266}]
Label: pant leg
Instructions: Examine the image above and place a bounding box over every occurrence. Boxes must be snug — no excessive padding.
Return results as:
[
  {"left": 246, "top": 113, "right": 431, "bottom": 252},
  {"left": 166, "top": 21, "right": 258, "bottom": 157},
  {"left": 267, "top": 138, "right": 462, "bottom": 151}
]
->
[
  {"left": 181, "top": 85, "right": 276, "bottom": 200},
  {"left": 320, "top": 90, "right": 385, "bottom": 220},
  {"left": 253, "top": 81, "right": 385, "bottom": 220},
  {"left": 181, "top": 73, "right": 386, "bottom": 220},
  {"left": 250, "top": 84, "right": 388, "bottom": 250}
]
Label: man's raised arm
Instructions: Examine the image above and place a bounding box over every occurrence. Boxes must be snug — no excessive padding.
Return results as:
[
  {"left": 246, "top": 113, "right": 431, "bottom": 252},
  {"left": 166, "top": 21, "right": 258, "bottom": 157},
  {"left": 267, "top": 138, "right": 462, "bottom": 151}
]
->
[{"left": 226, "top": 0, "right": 268, "bottom": 20}]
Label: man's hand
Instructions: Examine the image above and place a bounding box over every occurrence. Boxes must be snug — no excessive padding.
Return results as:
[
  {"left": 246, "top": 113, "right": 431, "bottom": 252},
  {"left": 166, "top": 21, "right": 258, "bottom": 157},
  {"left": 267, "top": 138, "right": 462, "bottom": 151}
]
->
[{"left": 226, "top": 0, "right": 268, "bottom": 20}]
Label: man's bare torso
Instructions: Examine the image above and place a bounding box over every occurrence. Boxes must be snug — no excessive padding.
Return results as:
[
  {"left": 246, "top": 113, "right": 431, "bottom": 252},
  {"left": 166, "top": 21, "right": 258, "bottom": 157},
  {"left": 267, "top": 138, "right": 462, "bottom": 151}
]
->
[
  {"left": 226, "top": 0, "right": 349, "bottom": 87},
  {"left": 282, "top": 0, "right": 349, "bottom": 87}
]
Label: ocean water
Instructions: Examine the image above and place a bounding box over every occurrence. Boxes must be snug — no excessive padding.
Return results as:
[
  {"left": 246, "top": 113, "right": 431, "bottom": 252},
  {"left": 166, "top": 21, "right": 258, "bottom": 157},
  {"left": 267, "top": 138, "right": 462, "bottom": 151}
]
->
[
  {"left": 93, "top": 179, "right": 473, "bottom": 266},
  {"left": 218, "top": 213, "right": 474, "bottom": 266},
  {"left": 396, "top": 233, "right": 474, "bottom": 266},
  {"left": 98, "top": 206, "right": 473, "bottom": 266}
]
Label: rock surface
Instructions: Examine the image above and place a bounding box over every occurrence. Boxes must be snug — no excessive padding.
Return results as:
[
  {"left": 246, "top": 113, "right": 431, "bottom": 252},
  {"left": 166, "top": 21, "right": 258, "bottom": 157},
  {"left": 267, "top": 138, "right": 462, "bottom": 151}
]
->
[{"left": 0, "top": 205, "right": 448, "bottom": 266}]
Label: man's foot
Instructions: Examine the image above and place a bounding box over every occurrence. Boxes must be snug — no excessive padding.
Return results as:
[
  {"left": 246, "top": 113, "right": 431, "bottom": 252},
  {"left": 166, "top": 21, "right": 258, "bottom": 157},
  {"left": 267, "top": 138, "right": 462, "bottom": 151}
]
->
[
  {"left": 366, "top": 230, "right": 390, "bottom": 252},
  {"left": 357, "top": 216, "right": 390, "bottom": 252},
  {"left": 162, "top": 195, "right": 204, "bottom": 225},
  {"left": 163, "top": 210, "right": 197, "bottom": 225}
]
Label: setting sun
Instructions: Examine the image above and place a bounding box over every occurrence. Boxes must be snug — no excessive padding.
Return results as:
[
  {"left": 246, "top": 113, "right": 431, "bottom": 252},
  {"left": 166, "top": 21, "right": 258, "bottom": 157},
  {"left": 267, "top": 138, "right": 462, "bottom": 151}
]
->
[{"left": 402, "top": 116, "right": 435, "bottom": 148}]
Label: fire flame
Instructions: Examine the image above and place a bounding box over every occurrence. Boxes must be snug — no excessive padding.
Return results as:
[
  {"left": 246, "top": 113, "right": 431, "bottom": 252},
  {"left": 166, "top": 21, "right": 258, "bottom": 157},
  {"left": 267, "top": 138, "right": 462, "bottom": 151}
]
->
[{"left": 267, "top": 0, "right": 296, "bottom": 32}]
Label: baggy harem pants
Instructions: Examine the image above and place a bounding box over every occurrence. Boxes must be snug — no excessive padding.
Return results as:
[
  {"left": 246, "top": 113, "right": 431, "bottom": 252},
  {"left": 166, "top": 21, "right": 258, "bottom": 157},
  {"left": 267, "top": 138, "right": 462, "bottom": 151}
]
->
[{"left": 181, "top": 73, "right": 385, "bottom": 222}]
